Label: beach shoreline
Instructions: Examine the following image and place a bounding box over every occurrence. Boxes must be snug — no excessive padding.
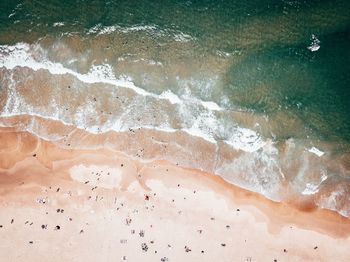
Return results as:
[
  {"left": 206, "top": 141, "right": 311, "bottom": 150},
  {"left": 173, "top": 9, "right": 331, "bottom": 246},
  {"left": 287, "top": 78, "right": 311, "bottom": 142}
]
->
[
  {"left": 1, "top": 127, "right": 350, "bottom": 261},
  {"left": 1, "top": 1, "right": 350, "bottom": 261}
]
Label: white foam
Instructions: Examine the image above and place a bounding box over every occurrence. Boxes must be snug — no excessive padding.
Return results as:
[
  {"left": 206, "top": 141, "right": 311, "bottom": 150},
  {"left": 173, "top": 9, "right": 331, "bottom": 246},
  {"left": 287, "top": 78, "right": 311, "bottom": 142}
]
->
[
  {"left": 87, "top": 24, "right": 102, "bottom": 34},
  {"left": 88, "top": 24, "right": 159, "bottom": 35},
  {"left": 200, "top": 101, "right": 222, "bottom": 111},
  {"left": 302, "top": 183, "right": 319, "bottom": 195},
  {"left": 308, "top": 146, "right": 324, "bottom": 157},
  {"left": 87, "top": 24, "right": 195, "bottom": 44},
  {"left": 225, "top": 127, "right": 266, "bottom": 153},
  {"left": 119, "top": 25, "right": 158, "bottom": 33},
  {"left": 0, "top": 111, "right": 216, "bottom": 146},
  {"left": 215, "top": 140, "right": 281, "bottom": 200},
  {"left": 215, "top": 50, "right": 231, "bottom": 57},
  {"left": 53, "top": 22, "right": 65, "bottom": 27},
  {"left": 307, "top": 34, "right": 320, "bottom": 52},
  {"left": 144, "top": 59, "right": 163, "bottom": 66},
  {"left": 8, "top": 3, "right": 22, "bottom": 19},
  {"left": 317, "top": 185, "right": 349, "bottom": 217},
  {"left": 302, "top": 173, "right": 328, "bottom": 195},
  {"left": 177, "top": 76, "right": 222, "bottom": 111},
  {"left": 0, "top": 42, "right": 271, "bottom": 154},
  {"left": 182, "top": 127, "right": 216, "bottom": 144},
  {"left": 0, "top": 43, "right": 224, "bottom": 111},
  {"left": 0, "top": 112, "right": 76, "bottom": 141},
  {"left": 0, "top": 43, "right": 149, "bottom": 97},
  {"left": 173, "top": 32, "right": 194, "bottom": 43},
  {"left": 159, "top": 90, "right": 182, "bottom": 105},
  {"left": 98, "top": 25, "right": 118, "bottom": 35}
]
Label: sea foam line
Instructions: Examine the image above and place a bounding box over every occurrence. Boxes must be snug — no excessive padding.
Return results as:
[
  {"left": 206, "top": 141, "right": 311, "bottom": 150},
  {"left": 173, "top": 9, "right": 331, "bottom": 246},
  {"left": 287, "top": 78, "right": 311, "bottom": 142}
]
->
[
  {"left": 308, "top": 146, "right": 324, "bottom": 157},
  {"left": 87, "top": 24, "right": 196, "bottom": 43},
  {"left": 0, "top": 110, "right": 266, "bottom": 154},
  {"left": 0, "top": 43, "right": 268, "bottom": 153},
  {"left": 0, "top": 42, "right": 221, "bottom": 111}
]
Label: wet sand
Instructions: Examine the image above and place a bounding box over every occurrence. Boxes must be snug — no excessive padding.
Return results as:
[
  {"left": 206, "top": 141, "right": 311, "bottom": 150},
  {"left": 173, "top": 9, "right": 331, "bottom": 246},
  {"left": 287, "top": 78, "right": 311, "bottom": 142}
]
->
[{"left": 1, "top": 127, "right": 350, "bottom": 262}]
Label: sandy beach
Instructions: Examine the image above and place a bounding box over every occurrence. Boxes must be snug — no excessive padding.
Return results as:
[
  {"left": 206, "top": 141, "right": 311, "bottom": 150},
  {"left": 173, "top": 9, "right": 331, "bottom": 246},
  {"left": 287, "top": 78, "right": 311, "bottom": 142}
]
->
[
  {"left": 1, "top": 126, "right": 350, "bottom": 262},
  {"left": 1, "top": 1, "right": 350, "bottom": 261}
]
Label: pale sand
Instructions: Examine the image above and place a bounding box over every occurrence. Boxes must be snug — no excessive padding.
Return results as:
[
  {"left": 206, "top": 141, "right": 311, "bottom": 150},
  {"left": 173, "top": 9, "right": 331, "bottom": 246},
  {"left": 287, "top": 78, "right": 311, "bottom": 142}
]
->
[{"left": 0, "top": 128, "right": 350, "bottom": 262}]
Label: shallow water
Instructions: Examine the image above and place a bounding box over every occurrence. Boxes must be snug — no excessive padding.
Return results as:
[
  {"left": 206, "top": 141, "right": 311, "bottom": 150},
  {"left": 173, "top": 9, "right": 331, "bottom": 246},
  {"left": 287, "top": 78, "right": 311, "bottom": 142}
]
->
[{"left": 0, "top": 0, "right": 349, "bottom": 217}]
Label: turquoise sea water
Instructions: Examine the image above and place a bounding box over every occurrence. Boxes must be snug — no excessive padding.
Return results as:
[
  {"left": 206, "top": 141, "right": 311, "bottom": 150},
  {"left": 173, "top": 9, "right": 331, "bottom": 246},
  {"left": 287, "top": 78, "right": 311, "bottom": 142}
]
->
[{"left": 0, "top": 0, "right": 349, "bottom": 216}]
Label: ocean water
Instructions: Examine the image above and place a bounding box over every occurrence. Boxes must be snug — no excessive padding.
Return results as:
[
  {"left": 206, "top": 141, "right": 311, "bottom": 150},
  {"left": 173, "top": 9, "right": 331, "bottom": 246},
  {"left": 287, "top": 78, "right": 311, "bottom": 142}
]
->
[{"left": 0, "top": 0, "right": 349, "bottom": 216}]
